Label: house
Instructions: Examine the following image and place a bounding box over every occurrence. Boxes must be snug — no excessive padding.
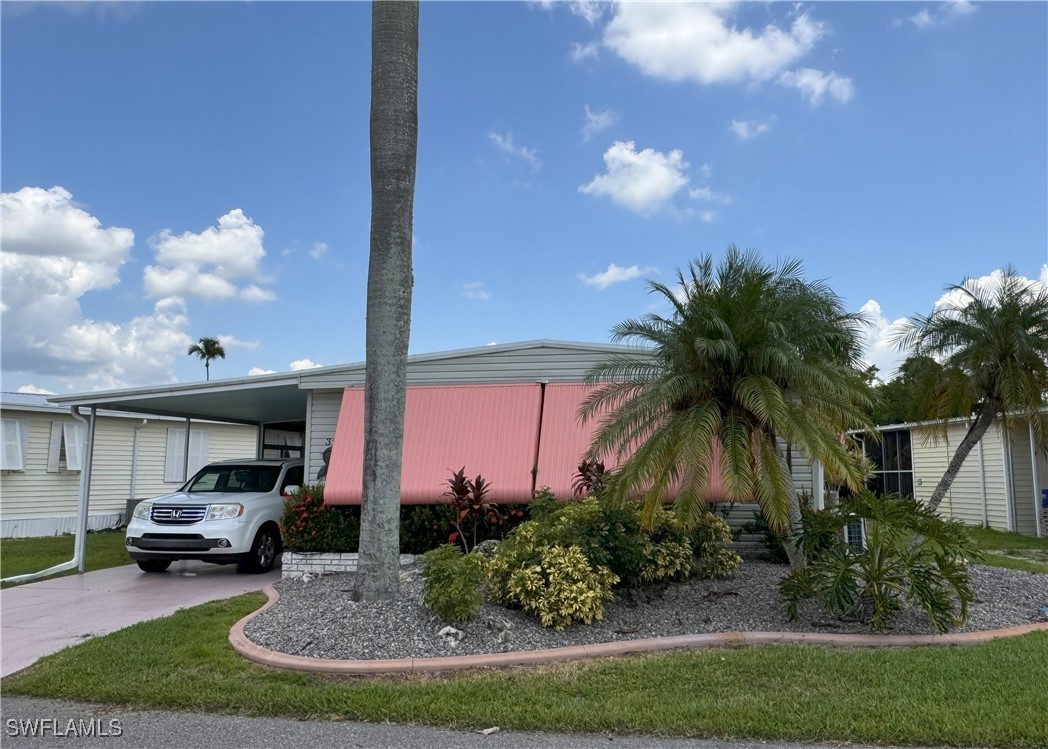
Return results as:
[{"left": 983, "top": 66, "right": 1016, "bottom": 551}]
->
[
  {"left": 0, "top": 393, "right": 257, "bottom": 538},
  {"left": 44, "top": 340, "right": 825, "bottom": 549},
  {"left": 859, "top": 412, "right": 1047, "bottom": 537}
]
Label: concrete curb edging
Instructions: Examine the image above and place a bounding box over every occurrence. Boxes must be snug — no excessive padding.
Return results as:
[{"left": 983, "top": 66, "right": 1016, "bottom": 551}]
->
[{"left": 229, "top": 583, "right": 1048, "bottom": 675}]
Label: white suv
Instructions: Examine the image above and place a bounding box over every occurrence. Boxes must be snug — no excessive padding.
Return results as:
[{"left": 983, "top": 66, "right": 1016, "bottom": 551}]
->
[{"left": 125, "top": 458, "right": 303, "bottom": 574}]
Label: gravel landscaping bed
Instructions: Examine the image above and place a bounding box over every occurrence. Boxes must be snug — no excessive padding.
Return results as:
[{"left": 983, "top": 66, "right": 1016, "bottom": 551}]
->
[{"left": 243, "top": 562, "right": 1048, "bottom": 661}]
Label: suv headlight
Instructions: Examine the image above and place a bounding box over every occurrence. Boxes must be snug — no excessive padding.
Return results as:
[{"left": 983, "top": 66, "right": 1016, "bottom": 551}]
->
[
  {"left": 132, "top": 502, "right": 152, "bottom": 520},
  {"left": 206, "top": 504, "right": 244, "bottom": 521}
]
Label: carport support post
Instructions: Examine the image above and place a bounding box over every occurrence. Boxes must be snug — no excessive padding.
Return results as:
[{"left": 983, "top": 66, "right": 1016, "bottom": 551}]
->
[
  {"left": 1030, "top": 419, "right": 1043, "bottom": 539},
  {"left": 73, "top": 406, "right": 97, "bottom": 574},
  {"left": 182, "top": 417, "right": 192, "bottom": 482}
]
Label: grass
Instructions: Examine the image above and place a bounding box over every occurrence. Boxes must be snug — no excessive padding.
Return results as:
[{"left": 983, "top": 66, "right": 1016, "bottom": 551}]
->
[
  {"left": 970, "top": 526, "right": 1048, "bottom": 574},
  {"left": 4, "top": 592, "right": 1047, "bottom": 747},
  {"left": 0, "top": 530, "right": 131, "bottom": 587}
]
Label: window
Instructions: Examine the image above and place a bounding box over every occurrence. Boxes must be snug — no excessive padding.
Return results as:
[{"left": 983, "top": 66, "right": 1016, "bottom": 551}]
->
[
  {"left": 185, "top": 465, "right": 279, "bottom": 493},
  {"left": 2, "top": 419, "right": 28, "bottom": 471},
  {"left": 863, "top": 429, "right": 914, "bottom": 499},
  {"left": 47, "top": 422, "right": 87, "bottom": 472},
  {"left": 164, "top": 428, "right": 210, "bottom": 483}
]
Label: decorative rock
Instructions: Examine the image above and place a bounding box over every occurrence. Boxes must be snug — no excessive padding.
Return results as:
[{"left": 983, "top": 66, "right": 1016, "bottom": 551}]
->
[
  {"left": 472, "top": 539, "right": 500, "bottom": 558},
  {"left": 483, "top": 614, "right": 513, "bottom": 644},
  {"left": 301, "top": 571, "right": 318, "bottom": 583},
  {"left": 438, "top": 625, "right": 464, "bottom": 647}
]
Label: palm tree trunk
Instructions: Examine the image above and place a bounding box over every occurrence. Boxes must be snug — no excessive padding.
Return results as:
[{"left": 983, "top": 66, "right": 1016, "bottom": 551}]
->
[
  {"left": 925, "top": 401, "right": 999, "bottom": 514},
  {"left": 355, "top": 0, "right": 419, "bottom": 603},
  {"left": 205, "top": 361, "right": 210, "bottom": 381}
]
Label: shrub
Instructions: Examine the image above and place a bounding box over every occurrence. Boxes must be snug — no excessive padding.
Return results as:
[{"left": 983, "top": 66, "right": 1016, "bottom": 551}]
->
[
  {"left": 399, "top": 504, "right": 457, "bottom": 554},
  {"left": 504, "top": 544, "right": 618, "bottom": 630},
  {"left": 689, "top": 512, "right": 742, "bottom": 579},
  {"left": 444, "top": 467, "right": 497, "bottom": 552},
  {"left": 280, "top": 486, "right": 360, "bottom": 553},
  {"left": 418, "top": 544, "right": 486, "bottom": 623},
  {"left": 780, "top": 493, "right": 978, "bottom": 632}
]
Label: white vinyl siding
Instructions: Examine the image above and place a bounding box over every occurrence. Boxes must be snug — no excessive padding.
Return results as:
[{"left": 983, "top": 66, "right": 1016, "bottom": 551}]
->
[
  {"left": 911, "top": 421, "right": 1008, "bottom": 531},
  {"left": 164, "top": 428, "right": 209, "bottom": 483},
  {"left": 307, "top": 389, "right": 343, "bottom": 483},
  {"left": 2, "top": 411, "right": 257, "bottom": 537}
]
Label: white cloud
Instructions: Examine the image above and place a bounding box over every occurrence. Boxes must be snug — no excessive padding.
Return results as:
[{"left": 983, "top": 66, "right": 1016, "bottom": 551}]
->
[
  {"left": 248, "top": 367, "right": 276, "bottom": 376},
  {"left": 778, "top": 68, "right": 855, "bottom": 105},
  {"left": 697, "top": 210, "right": 718, "bottom": 223},
  {"left": 905, "top": 1, "right": 977, "bottom": 29},
  {"left": 289, "top": 358, "right": 322, "bottom": 371},
  {"left": 144, "top": 209, "right": 275, "bottom": 301},
  {"left": 688, "top": 186, "right": 731, "bottom": 204},
  {"left": 0, "top": 187, "right": 189, "bottom": 390},
  {"left": 582, "top": 105, "right": 619, "bottom": 142},
  {"left": 461, "top": 281, "right": 492, "bottom": 301},
  {"left": 859, "top": 299, "right": 909, "bottom": 380},
  {"left": 861, "top": 265, "right": 1047, "bottom": 381},
  {"left": 579, "top": 141, "right": 690, "bottom": 216},
  {"left": 309, "top": 241, "right": 328, "bottom": 260},
  {"left": 571, "top": 42, "right": 599, "bottom": 63},
  {"left": 218, "top": 335, "right": 260, "bottom": 350},
  {"left": 603, "top": 3, "right": 825, "bottom": 86},
  {"left": 730, "top": 118, "right": 771, "bottom": 140},
  {"left": 569, "top": 1, "right": 605, "bottom": 26},
  {"left": 489, "top": 131, "right": 542, "bottom": 172},
  {"left": 579, "top": 262, "right": 654, "bottom": 290},
  {"left": 16, "top": 384, "right": 55, "bottom": 395}
]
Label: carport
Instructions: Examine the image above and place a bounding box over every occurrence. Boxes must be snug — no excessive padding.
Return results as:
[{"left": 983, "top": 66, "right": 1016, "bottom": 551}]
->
[{"left": 3, "top": 372, "right": 310, "bottom": 584}]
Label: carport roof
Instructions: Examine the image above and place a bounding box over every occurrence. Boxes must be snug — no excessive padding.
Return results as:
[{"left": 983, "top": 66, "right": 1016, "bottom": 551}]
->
[
  {"left": 46, "top": 339, "right": 638, "bottom": 425},
  {"left": 47, "top": 373, "right": 307, "bottom": 425}
]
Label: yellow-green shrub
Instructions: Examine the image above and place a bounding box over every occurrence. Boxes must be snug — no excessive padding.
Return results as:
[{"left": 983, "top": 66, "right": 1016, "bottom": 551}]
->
[
  {"left": 418, "top": 544, "right": 486, "bottom": 623},
  {"left": 504, "top": 545, "right": 618, "bottom": 630},
  {"left": 690, "top": 512, "right": 742, "bottom": 578}
]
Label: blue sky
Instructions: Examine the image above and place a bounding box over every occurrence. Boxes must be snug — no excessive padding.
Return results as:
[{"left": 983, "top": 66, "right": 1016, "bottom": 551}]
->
[{"left": 2, "top": 0, "right": 1046, "bottom": 395}]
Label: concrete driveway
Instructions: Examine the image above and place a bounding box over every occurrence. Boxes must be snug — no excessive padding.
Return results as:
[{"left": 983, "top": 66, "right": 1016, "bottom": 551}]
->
[{"left": 1, "top": 561, "right": 279, "bottom": 677}]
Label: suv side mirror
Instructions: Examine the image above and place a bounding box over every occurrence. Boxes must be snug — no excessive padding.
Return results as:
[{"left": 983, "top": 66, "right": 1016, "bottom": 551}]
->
[{"left": 282, "top": 485, "right": 301, "bottom": 498}]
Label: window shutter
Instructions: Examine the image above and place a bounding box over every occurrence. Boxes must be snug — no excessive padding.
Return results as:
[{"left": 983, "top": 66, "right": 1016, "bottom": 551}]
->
[
  {"left": 63, "top": 423, "right": 86, "bottom": 471},
  {"left": 47, "top": 421, "right": 63, "bottom": 472},
  {"left": 188, "top": 430, "right": 209, "bottom": 477},
  {"left": 1, "top": 419, "right": 25, "bottom": 470},
  {"left": 165, "top": 428, "right": 185, "bottom": 482}
]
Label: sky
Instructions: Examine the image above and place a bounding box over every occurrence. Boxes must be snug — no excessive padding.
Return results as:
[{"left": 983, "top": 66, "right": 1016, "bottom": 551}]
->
[{"left": 2, "top": 0, "right": 1046, "bottom": 396}]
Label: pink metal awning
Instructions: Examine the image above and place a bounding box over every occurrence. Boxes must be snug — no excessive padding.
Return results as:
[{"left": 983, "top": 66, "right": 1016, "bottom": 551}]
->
[
  {"left": 324, "top": 384, "right": 543, "bottom": 505},
  {"left": 534, "top": 384, "right": 726, "bottom": 502}
]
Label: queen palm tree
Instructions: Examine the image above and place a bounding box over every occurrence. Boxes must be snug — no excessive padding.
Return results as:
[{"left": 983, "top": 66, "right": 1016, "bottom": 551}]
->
[
  {"left": 893, "top": 266, "right": 1048, "bottom": 513},
  {"left": 354, "top": 0, "right": 419, "bottom": 602},
  {"left": 187, "top": 337, "right": 226, "bottom": 381},
  {"left": 581, "top": 248, "right": 875, "bottom": 568}
]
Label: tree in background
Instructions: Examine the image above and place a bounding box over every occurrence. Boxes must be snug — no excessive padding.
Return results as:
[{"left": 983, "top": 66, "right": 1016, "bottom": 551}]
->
[
  {"left": 581, "top": 248, "right": 875, "bottom": 568},
  {"left": 893, "top": 266, "right": 1048, "bottom": 513},
  {"left": 187, "top": 337, "right": 226, "bottom": 381},
  {"left": 355, "top": 0, "right": 419, "bottom": 602},
  {"left": 869, "top": 355, "right": 950, "bottom": 426}
]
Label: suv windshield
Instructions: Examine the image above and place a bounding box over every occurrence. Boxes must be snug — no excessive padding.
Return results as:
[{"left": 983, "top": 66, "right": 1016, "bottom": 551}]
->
[{"left": 183, "top": 465, "right": 281, "bottom": 494}]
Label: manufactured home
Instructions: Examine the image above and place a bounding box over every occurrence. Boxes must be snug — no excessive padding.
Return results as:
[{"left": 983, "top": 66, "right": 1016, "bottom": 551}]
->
[
  {"left": 0, "top": 393, "right": 257, "bottom": 538},
  {"left": 862, "top": 413, "right": 1047, "bottom": 537}
]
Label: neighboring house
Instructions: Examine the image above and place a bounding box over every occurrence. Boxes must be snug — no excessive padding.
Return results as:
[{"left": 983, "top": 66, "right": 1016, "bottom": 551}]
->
[
  {"left": 859, "top": 412, "right": 1047, "bottom": 537},
  {"left": 0, "top": 393, "right": 258, "bottom": 538},
  {"left": 46, "top": 340, "right": 822, "bottom": 532}
]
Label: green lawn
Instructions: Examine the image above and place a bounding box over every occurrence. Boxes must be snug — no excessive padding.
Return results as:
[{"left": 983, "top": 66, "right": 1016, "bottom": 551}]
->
[
  {"left": 0, "top": 530, "right": 131, "bottom": 587},
  {"left": 4, "top": 592, "right": 1047, "bottom": 747},
  {"left": 970, "top": 526, "right": 1048, "bottom": 574}
]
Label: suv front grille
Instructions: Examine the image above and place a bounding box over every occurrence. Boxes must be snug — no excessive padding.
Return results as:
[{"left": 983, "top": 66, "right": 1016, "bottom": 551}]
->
[{"left": 150, "top": 506, "right": 207, "bottom": 524}]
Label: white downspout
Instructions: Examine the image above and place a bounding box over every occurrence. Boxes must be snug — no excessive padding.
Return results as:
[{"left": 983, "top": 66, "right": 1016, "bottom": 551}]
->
[
  {"left": 1001, "top": 422, "right": 1015, "bottom": 533},
  {"left": 73, "top": 406, "right": 97, "bottom": 574},
  {"left": 977, "top": 437, "right": 988, "bottom": 528},
  {"left": 1030, "top": 419, "right": 1043, "bottom": 538},
  {"left": 813, "top": 459, "right": 825, "bottom": 510},
  {"left": 129, "top": 419, "right": 148, "bottom": 501}
]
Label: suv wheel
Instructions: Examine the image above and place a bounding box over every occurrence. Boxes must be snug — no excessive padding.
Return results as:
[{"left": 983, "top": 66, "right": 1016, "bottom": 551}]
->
[
  {"left": 137, "top": 559, "right": 172, "bottom": 573},
  {"left": 238, "top": 525, "right": 280, "bottom": 574}
]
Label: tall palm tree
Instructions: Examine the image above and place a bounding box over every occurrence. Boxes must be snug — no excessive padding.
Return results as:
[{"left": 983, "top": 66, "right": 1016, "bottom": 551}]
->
[
  {"left": 581, "top": 248, "right": 875, "bottom": 568},
  {"left": 187, "top": 337, "right": 226, "bottom": 381},
  {"left": 893, "top": 266, "right": 1048, "bottom": 513},
  {"left": 354, "top": 0, "right": 419, "bottom": 602}
]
